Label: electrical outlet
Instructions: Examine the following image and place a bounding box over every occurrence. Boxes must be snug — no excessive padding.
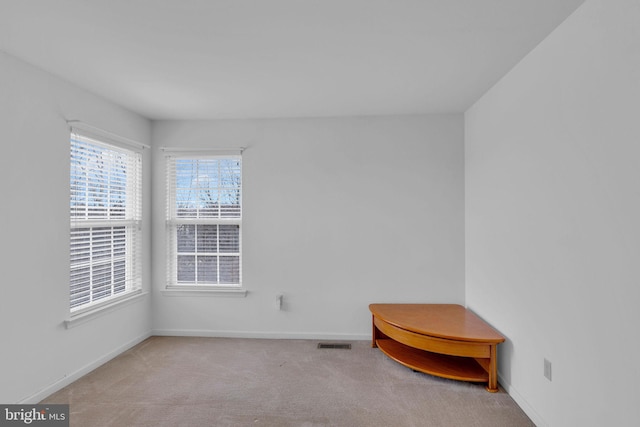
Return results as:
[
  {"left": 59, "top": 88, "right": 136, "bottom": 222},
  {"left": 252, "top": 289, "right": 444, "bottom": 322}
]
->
[{"left": 544, "top": 358, "right": 552, "bottom": 381}]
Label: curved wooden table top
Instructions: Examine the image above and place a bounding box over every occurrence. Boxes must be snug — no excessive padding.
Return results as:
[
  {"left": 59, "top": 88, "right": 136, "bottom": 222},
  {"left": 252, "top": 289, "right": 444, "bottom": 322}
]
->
[{"left": 369, "top": 304, "right": 505, "bottom": 344}]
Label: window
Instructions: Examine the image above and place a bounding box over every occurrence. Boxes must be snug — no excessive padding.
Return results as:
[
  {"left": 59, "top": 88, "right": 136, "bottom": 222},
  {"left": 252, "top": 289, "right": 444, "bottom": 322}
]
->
[
  {"left": 166, "top": 155, "right": 242, "bottom": 287},
  {"left": 70, "top": 132, "right": 142, "bottom": 312}
]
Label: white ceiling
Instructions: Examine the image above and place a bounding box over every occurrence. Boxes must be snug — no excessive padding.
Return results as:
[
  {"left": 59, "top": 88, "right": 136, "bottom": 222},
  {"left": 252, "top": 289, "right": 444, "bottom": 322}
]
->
[{"left": 0, "top": 0, "right": 584, "bottom": 120}]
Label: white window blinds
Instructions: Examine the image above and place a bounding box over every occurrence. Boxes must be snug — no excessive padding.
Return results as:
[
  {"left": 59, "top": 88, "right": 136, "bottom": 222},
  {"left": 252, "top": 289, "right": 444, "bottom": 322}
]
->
[
  {"left": 70, "top": 132, "right": 142, "bottom": 311},
  {"left": 166, "top": 155, "right": 242, "bottom": 286}
]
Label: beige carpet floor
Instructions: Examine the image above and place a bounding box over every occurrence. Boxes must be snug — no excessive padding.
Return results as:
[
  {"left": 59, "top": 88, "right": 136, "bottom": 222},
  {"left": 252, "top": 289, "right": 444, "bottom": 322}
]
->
[{"left": 42, "top": 336, "right": 534, "bottom": 427}]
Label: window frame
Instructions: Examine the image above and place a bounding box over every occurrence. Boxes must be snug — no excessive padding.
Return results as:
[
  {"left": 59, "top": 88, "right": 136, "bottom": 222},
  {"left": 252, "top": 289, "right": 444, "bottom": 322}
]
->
[
  {"left": 165, "top": 152, "right": 244, "bottom": 293},
  {"left": 69, "top": 130, "right": 143, "bottom": 317}
]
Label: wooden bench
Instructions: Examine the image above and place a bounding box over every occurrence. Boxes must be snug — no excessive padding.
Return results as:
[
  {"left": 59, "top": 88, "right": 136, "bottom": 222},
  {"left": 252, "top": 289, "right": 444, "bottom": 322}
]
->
[{"left": 369, "top": 304, "right": 505, "bottom": 392}]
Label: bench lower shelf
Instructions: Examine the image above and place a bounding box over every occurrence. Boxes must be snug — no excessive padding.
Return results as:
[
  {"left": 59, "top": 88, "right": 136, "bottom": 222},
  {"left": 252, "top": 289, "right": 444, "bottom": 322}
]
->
[{"left": 376, "top": 338, "right": 489, "bottom": 383}]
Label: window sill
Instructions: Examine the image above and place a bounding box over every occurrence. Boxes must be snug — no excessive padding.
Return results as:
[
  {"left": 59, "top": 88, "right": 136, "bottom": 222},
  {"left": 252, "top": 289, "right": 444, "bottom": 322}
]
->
[
  {"left": 162, "top": 286, "right": 248, "bottom": 297},
  {"left": 65, "top": 290, "right": 148, "bottom": 329}
]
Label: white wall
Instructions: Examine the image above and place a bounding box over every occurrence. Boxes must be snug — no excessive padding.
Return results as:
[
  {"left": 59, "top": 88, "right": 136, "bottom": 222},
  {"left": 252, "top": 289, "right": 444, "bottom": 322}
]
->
[
  {"left": 465, "top": 0, "right": 640, "bottom": 425},
  {"left": 0, "top": 51, "right": 152, "bottom": 403},
  {"left": 151, "top": 115, "right": 465, "bottom": 339}
]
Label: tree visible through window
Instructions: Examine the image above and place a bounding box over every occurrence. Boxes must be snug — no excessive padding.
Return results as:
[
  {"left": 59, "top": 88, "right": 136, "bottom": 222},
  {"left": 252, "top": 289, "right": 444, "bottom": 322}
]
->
[
  {"left": 166, "top": 156, "right": 242, "bottom": 286},
  {"left": 70, "top": 133, "right": 142, "bottom": 311}
]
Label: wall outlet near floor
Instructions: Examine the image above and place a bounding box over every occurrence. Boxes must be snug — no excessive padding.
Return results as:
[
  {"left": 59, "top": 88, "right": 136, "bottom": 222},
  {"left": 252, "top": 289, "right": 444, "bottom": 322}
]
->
[{"left": 544, "top": 358, "right": 552, "bottom": 381}]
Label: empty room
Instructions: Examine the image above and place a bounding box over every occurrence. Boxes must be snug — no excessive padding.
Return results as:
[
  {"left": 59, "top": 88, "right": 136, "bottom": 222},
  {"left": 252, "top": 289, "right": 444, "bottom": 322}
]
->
[{"left": 1, "top": 0, "right": 638, "bottom": 426}]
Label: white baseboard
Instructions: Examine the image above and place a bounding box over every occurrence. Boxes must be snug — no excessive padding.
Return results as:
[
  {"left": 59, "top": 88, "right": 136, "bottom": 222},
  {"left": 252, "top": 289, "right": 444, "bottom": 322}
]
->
[
  {"left": 152, "top": 328, "right": 369, "bottom": 341},
  {"left": 498, "top": 372, "right": 547, "bottom": 427},
  {"left": 20, "top": 331, "right": 152, "bottom": 404}
]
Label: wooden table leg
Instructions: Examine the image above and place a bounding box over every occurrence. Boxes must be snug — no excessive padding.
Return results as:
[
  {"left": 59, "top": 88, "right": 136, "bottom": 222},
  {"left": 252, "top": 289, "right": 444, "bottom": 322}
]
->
[
  {"left": 486, "top": 344, "right": 499, "bottom": 392},
  {"left": 371, "top": 315, "right": 378, "bottom": 348}
]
